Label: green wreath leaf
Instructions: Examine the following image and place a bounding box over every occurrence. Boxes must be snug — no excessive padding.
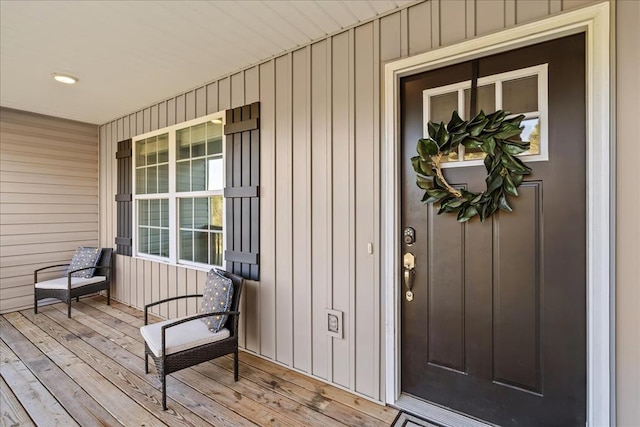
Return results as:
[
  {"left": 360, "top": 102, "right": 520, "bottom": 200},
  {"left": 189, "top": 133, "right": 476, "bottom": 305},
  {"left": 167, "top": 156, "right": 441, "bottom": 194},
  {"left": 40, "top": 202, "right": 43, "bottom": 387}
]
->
[
  {"left": 416, "top": 175, "right": 434, "bottom": 190},
  {"left": 412, "top": 110, "right": 532, "bottom": 222}
]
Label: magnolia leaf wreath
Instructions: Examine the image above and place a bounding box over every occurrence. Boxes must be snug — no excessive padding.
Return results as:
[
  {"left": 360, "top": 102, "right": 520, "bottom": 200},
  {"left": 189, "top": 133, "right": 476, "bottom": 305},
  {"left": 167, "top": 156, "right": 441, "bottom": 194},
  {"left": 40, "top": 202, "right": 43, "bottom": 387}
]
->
[{"left": 412, "top": 110, "right": 532, "bottom": 222}]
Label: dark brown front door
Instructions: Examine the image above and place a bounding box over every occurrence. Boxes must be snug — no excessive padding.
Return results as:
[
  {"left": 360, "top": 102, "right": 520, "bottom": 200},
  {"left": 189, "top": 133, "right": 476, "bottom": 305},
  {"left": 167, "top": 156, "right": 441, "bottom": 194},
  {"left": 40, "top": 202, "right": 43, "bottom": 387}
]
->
[{"left": 400, "top": 34, "right": 586, "bottom": 426}]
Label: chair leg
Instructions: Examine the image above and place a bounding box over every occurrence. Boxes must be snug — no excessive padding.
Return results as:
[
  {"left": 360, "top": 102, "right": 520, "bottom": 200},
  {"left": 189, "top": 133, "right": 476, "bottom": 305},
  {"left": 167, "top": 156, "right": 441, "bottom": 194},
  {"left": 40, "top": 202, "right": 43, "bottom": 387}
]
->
[
  {"left": 76, "top": 296, "right": 79, "bottom": 302},
  {"left": 34, "top": 294, "right": 38, "bottom": 314},
  {"left": 107, "top": 287, "right": 111, "bottom": 306},
  {"left": 162, "top": 374, "right": 167, "bottom": 410},
  {"left": 234, "top": 350, "right": 239, "bottom": 381},
  {"left": 144, "top": 353, "right": 148, "bottom": 374},
  {"left": 67, "top": 300, "right": 72, "bottom": 318}
]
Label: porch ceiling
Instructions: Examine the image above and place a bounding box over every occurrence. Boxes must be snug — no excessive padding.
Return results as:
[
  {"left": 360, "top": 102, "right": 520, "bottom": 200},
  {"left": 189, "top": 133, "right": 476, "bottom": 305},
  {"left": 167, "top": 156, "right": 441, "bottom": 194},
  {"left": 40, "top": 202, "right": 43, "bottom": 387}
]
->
[{"left": 0, "top": 0, "right": 412, "bottom": 125}]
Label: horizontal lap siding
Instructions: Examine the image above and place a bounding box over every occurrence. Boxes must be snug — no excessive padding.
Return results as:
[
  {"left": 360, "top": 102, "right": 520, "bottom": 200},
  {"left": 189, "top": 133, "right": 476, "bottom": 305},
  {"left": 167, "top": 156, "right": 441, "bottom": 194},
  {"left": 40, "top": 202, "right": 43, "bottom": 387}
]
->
[
  {"left": 98, "top": 0, "right": 594, "bottom": 402},
  {"left": 0, "top": 108, "right": 99, "bottom": 313}
]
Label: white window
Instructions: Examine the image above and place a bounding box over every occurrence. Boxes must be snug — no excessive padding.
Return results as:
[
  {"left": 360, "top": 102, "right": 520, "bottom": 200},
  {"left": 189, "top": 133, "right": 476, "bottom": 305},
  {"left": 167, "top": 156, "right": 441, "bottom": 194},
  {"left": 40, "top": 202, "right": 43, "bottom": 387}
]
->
[
  {"left": 133, "top": 113, "right": 225, "bottom": 267},
  {"left": 423, "top": 64, "right": 548, "bottom": 168}
]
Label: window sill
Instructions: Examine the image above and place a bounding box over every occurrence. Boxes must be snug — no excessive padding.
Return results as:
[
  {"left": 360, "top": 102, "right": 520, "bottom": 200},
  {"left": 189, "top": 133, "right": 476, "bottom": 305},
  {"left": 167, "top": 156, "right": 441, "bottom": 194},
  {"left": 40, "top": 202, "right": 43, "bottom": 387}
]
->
[{"left": 131, "top": 254, "right": 221, "bottom": 273}]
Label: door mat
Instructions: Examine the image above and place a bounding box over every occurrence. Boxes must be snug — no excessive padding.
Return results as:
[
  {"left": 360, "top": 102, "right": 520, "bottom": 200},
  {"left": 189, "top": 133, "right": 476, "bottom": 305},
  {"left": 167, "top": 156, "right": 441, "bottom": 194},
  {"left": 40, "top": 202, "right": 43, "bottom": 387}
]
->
[{"left": 391, "top": 411, "right": 442, "bottom": 427}]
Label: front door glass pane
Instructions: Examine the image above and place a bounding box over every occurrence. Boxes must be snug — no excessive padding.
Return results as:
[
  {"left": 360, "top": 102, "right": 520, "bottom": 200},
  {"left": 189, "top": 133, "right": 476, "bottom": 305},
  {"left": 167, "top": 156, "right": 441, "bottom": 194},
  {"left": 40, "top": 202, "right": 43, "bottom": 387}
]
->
[
  {"left": 463, "top": 84, "right": 495, "bottom": 118},
  {"left": 520, "top": 118, "right": 541, "bottom": 155},
  {"left": 503, "top": 76, "right": 538, "bottom": 113},
  {"left": 430, "top": 92, "right": 458, "bottom": 125}
]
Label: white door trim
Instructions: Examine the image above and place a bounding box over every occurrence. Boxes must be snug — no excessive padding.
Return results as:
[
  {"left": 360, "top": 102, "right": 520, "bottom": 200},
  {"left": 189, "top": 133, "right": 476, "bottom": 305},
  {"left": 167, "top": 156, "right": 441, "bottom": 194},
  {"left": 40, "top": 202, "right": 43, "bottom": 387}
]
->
[{"left": 382, "top": 3, "right": 612, "bottom": 426}]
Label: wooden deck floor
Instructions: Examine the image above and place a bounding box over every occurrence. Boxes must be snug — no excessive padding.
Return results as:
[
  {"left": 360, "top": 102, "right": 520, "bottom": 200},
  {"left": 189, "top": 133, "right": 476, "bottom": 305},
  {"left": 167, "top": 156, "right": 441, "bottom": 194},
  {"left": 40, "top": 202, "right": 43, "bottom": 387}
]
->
[{"left": 1, "top": 296, "right": 398, "bottom": 427}]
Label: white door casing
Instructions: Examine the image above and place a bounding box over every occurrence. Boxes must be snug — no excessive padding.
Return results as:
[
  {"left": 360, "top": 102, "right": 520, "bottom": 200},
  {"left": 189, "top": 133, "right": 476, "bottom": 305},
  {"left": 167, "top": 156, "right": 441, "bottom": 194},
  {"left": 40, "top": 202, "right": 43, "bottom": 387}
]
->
[{"left": 383, "top": 3, "right": 611, "bottom": 426}]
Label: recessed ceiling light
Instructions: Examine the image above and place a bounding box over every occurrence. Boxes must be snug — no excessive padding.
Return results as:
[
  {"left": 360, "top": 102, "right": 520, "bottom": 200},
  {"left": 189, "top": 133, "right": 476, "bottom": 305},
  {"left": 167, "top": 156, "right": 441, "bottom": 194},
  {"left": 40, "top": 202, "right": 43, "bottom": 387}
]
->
[
  {"left": 210, "top": 118, "right": 223, "bottom": 124},
  {"left": 53, "top": 73, "right": 79, "bottom": 84}
]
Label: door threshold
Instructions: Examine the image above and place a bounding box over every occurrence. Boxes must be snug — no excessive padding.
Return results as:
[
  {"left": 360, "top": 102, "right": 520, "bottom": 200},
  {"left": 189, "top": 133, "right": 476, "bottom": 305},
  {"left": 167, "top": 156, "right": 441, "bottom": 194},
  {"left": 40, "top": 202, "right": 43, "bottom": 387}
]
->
[{"left": 394, "top": 394, "right": 496, "bottom": 427}]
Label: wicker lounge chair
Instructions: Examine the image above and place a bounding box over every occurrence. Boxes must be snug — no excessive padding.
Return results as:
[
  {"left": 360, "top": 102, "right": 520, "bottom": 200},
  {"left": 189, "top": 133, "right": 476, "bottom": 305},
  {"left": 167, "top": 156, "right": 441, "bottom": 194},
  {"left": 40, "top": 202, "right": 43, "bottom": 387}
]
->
[
  {"left": 140, "top": 268, "right": 244, "bottom": 410},
  {"left": 34, "top": 248, "right": 113, "bottom": 318}
]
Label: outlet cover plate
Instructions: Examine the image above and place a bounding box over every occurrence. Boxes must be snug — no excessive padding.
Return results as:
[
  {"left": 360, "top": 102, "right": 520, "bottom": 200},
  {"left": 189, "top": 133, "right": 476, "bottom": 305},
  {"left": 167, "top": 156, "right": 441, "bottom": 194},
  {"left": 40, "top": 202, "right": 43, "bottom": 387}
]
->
[{"left": 326, "top": 309, "right": 343, "bottom": 339}]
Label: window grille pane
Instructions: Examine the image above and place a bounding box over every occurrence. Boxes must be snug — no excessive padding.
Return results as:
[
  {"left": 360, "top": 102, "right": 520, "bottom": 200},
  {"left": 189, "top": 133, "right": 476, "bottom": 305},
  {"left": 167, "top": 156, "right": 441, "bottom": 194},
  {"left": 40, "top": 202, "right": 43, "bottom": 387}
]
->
[
  {"left": 208, "top": 138, "right": 223, "bottom": 156},
  {"left": 136, "top": 168, "right": 146, "bottom": 194},
  {"left": 149, "top": 199, "right": 160, "bottom": 227},
  {"left": 147, "top": 138, "right": 157, "bottom": 166},
  {"left": 194, "top": 197, "right": 209, "bottom": 230},
  {"left": 210, "top": 232, "right": 223, "bottom": 266},
  {"left": 192, "top": 158, "right": 206, "bottom": 191},
  {"left": 210, "top": 195, "right": 223, "bottom": 230},
  {"left": 161, "top": 230, "right": 169, "bottom": 257},
  {"left": 207, "top": 158, "right": 224, "bottom": 191},
  {"left": 194, "top": 231, "right": 209, "bottom": 264},
  {"left": 177, "top": 128, "right": 190, "bottom": 160},
  {"left": 137, "top": 141, "right": 146, "bottom": 167},
  {"left": 180, "top": 230, "right": 193, "bottom": 260},
  {"left": 160, "top": 199, "right": 169, "bottom": 228},
  {"left": 139, "top": 200, "right": 149, "bottom": 226},
  {"left": 158, "top": 134, "right": 169, "bottom": 163},
  {"left": 179, "top": 198, "right": 193, "bottom": 228},
  {"left": 139, "top": 227, "right": 149, "bottom": 253},
  {"left": 176, "top": 161, "right": 190, "bottom": 192},
  {"left": 192, "top": 124, "right": 206, "bottom": 158},
  {"left": 207, "top": 122, "right": 223, "bottom": 155},
  {"left": 149, "top": 228, "right": 160, "bottom": 255},
  {"left": 147, "top": 166, "right": 158, "bottom": 194},
  {"left": 503, "top": 76, "right": 538, "bottom": 113},
  {"left": 158, "top": 164, "right": 169, "bottom": 193}
]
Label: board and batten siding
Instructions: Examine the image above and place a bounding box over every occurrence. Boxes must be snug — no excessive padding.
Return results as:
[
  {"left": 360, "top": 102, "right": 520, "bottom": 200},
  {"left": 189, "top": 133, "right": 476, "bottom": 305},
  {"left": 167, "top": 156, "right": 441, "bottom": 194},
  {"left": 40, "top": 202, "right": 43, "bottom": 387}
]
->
[
  {"left": 0, "top": 108, "right": 99, "bottom": 313},
  {"left": 99, "top": 0, "right": 599, "bottom": 402}
]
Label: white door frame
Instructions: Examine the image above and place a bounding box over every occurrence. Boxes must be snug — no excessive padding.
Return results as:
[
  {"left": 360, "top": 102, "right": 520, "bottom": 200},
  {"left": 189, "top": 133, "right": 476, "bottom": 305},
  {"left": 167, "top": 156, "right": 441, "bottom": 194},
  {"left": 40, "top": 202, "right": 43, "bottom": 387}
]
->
[{"left": 382, "top": 3, "right": 612, "bottom": 426}]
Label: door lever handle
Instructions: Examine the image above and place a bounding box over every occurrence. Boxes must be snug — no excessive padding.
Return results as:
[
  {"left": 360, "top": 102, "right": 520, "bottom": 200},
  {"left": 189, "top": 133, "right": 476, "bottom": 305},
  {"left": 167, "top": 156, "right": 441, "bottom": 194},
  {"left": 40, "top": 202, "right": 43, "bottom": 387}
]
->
[
  {"left": 403, "top": 252, "right": 416, "bottom": 301},
  {"left": 404, "top": 268, "right": 414, "bottom": 290}
]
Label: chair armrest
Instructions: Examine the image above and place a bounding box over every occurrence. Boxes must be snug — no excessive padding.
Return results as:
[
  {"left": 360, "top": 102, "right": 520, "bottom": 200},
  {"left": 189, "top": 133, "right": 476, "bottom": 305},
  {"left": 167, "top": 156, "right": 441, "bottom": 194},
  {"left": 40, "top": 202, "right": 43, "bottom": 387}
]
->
[
  {"left": 144, "top": 294, "right": 203, "bottom": 325},
  {"left": 161, "top": 310, "right": 240, "bottom": 329},
  {"left": 35, "top": 264, "right": 70, "bottom": 273},
  {"left": 160, "top": 311, "right": 240, "bottom": 354},
  {"left": 34, "top": 264, "right": 70, "bottom": 283}
]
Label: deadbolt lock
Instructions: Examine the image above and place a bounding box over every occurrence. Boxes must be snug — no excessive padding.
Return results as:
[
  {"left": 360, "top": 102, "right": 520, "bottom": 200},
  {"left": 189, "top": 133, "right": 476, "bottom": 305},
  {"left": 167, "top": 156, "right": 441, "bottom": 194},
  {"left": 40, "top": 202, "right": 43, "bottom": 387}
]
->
[{"left": 403, "top": 227, "right": 416, "bottom": 245}]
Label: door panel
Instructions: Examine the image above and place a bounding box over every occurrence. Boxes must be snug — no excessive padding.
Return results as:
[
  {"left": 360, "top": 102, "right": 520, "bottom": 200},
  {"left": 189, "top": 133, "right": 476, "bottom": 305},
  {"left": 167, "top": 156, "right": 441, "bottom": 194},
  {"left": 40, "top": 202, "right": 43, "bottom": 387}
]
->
[{"left": 400, "top": 34, "right": 586, "bottom": 426}]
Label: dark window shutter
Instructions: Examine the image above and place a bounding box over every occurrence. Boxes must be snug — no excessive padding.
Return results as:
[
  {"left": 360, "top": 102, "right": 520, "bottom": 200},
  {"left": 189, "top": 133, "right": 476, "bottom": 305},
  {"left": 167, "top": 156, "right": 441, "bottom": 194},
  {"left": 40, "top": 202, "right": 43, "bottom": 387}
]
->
[
  {"left": 115, "top": 138, "right": 133, "bottom": 256},
  {"left": 223, "top": 102, "right": 260, "bottom": 280}
]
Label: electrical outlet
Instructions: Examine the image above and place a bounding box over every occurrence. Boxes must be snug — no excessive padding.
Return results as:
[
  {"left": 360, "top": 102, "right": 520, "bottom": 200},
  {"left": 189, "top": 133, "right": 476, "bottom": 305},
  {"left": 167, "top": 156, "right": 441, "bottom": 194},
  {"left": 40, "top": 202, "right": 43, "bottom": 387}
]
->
[{"left": 326, "top": 309, "right": 343, "bottom": 339}]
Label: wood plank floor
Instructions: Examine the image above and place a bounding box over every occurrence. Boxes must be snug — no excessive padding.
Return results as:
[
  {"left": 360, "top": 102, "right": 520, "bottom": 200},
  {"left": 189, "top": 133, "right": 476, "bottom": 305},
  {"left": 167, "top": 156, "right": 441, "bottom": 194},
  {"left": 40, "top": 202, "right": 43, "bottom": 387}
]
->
[{"left": 0, "top": 296, "right": 398, "bottom": 427}]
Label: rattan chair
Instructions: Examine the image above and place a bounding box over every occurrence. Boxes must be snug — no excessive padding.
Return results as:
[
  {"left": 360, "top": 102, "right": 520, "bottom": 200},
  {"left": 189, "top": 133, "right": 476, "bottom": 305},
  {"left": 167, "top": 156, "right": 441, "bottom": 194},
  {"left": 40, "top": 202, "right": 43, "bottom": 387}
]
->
[
  {"left": 34, "top": 248, "right": 113, "bottom": 318},
  {"left": 140, "top": 269, "right": 244, "bottom": 410}
]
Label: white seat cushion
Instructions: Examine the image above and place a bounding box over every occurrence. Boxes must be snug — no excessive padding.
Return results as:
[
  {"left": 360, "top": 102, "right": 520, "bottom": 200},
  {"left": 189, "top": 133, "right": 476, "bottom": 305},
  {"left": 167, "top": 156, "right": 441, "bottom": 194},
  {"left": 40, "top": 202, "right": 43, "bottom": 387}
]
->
[
  {"left": 35, "top": 276, "right": 107, "bottom": 290},
  {"left": 140, "top": 317, "right": 230, "bottom": 357}
]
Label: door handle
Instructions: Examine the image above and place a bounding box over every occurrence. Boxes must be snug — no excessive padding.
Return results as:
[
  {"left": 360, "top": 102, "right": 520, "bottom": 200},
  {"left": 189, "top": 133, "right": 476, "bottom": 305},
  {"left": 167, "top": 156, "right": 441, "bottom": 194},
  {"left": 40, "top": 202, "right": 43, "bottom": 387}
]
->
[{"left": 403, "top": 252, "right": 416, "bottom": 301}]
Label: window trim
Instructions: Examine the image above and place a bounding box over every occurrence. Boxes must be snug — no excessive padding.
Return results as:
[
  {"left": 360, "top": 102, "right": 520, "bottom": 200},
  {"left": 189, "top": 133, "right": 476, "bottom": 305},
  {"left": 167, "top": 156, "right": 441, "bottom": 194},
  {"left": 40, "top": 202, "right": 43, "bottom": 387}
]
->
[
  {"left": 422, "top": 64, "right": 549, "bottom": 168},
  {"left": 132, "top": 112, "right": 226, "bottom": 269}
]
